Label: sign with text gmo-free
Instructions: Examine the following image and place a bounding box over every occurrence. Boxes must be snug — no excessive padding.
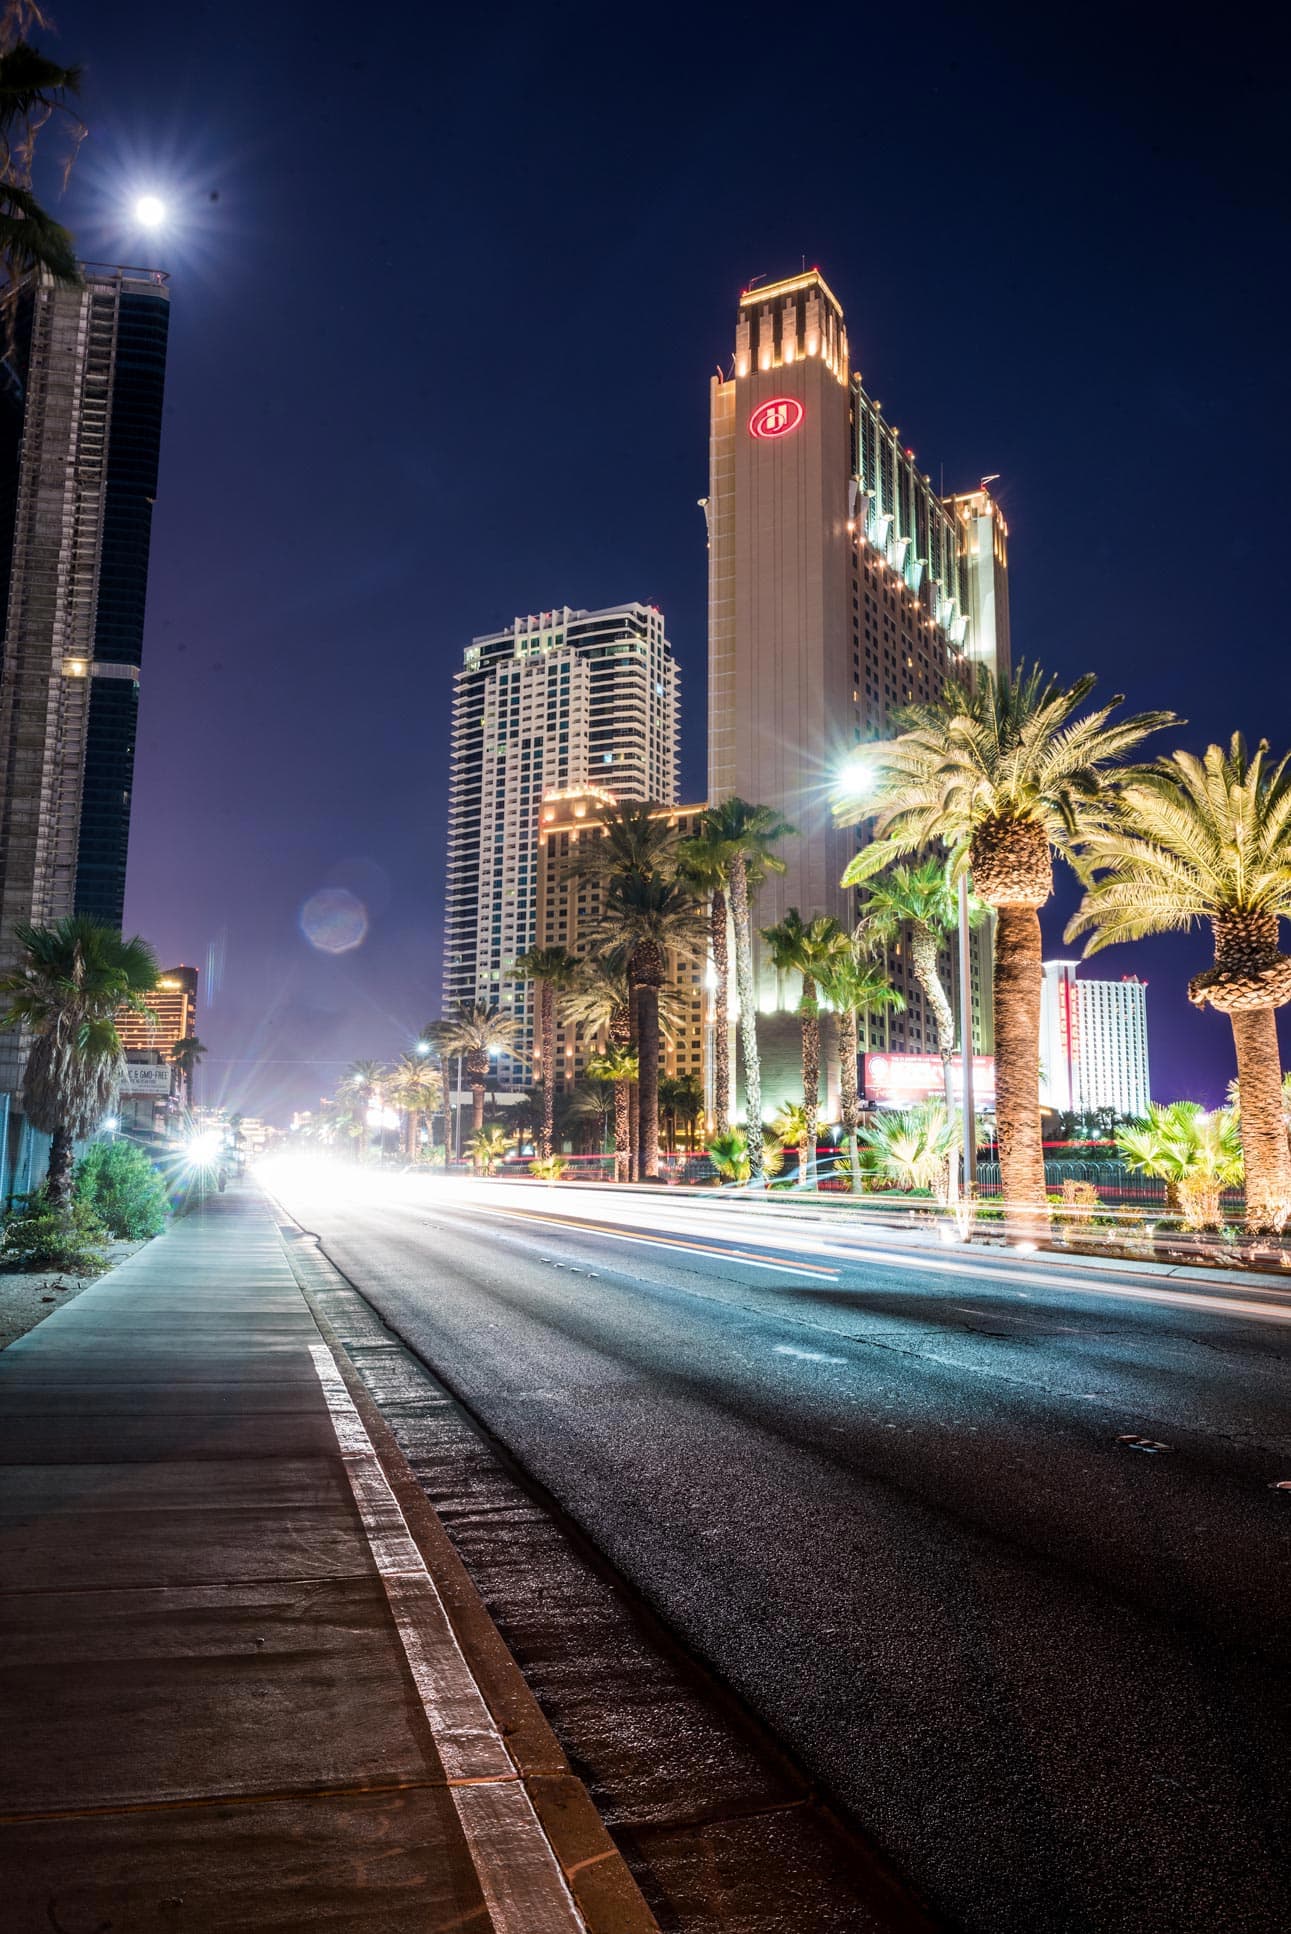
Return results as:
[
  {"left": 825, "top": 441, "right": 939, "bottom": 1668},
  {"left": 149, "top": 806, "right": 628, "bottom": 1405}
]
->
[{"left": 120, "top": 1064, "right": 173, "bottom": 1095}]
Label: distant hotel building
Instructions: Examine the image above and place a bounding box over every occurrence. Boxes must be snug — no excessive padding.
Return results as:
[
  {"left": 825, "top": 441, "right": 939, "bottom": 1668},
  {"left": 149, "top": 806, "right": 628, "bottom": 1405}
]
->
[
  {"left": 1040, "top": 961, "right": 1150, "bottom": 1120},
  {"left": 535, "top": 790, "right": 706, "bottom": 1096},
  {"left": 117, "top": 963, "right": 199, "bottom": 1060},
  {"left": 442, "top": 603, "right": 679, "bottom": 1087},
  {"left": 0, "top": 264, "right": 170, "bottom": 1177},
  {"left": 704, "top": 269, "right": 1008, "bottom": 1107}
]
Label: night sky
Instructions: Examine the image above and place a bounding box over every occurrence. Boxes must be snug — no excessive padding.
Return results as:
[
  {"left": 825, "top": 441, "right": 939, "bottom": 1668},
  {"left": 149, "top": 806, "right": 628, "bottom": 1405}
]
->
[{"left": 39, "top": 3, "right": 1291, "bottom": 1120}]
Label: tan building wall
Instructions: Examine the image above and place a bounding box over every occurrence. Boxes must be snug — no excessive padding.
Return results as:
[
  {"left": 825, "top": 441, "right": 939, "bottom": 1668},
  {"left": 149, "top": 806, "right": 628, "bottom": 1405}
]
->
[{"left": 533, "top": 791, "right": 707, "bottom": 1097}]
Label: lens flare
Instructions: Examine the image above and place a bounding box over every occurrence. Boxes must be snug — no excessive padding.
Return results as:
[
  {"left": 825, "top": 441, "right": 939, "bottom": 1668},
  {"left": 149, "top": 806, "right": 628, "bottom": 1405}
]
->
[{"left": 299, "top": 887, "right": 368, "bottom": 954}]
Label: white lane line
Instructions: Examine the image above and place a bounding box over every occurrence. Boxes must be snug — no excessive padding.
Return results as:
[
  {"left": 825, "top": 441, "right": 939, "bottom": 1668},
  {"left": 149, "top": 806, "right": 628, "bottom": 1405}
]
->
[
  {"left": 772, "top": 1343, "right": 847, "bottom": 1364},
  {"left": 308, "top": 1342, "right": 585, "bottom": 1934}
]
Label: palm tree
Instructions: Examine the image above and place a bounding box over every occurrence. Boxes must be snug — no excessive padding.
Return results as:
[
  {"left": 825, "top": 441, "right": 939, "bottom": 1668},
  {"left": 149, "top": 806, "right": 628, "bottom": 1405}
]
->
[
  {"left": 386, "top": 1053, "right": 443, "bottom": 1160},
  {"left": 770, "top": 1098, "right": 811, "bottom": 1181},
  {"left": 562, "top": 799, "right": 682, "bottom": 886},
  {"left": 837, "top": 665, "right": 1172, "bottom": 1238},
  {"left": 417, "top": 1021, "right": 457, "bottom": 1163},
  {"left": 1117, "top": 1101, "right": 1243, "bottom": 1231},
  {"left": 169, "top": 1033, "right": 206, "bottom": 1105},
  {"left": 0, "top": 916, "right": 158, "bottom": 1203},
  {"left": 513, "top": 945, "right": 579, "bottom": 1159},
  {"left": 584, "top": 1044, "right": 638, "bottom": 1178},
  {"left": 590, "top": 873, "right": 707, "bottom": 1182},
  {"left": 443, "top": 1003, "right": 521, "bottom": 1135},
  {"left": 0, "top": 25, "right": 85, "bottom": 317},
  {"left": 706, "top": 1127, "right": 786, "bottom": 1185},
  {"left": 672, "top": 1070, "right": 705, "bottom": 1151},
  {"left": 701, "top": 799, "right": 795, "bottom": 1184},
  {"left": 861, "top": 1101, "right": 958, "bottom": 1200},
  {"left": 467, "top": 1124, "right": 513, "bottom": 1176},
  {"left": 658, "top": 1073, "right": 702, "bottom": 1154},
  {"left": 818, "top": 951, "right": 905, "bottom": 1193},
  {"left": 566, "top": 963, "right": 635, "bottom": 1181},
  {"left": 677, "top": 826, "right": 734, "bottom": 1134},
  {"left": 852, "top": 858, "right": 985, "bottom": 1121},
  {"left": 335, "top": 1059, "right": 388, "bottom": 1160},
  {"left": 760, "top": 909, "right": 852, "bottom": 1188},
  {"left": 1069, "top": 736, "right": 1291, "bottom": 1233}
]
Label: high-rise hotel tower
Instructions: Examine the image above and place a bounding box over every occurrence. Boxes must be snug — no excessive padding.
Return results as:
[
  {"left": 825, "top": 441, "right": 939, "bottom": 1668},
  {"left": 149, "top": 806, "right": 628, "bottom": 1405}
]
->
[
  {"left": 442, "top": 602, "right": 679, "bottom": 1089},
  {"left": 705, "top": 269, "right": 1009, "bottom": 1093},
  {"left": 0, "top": 264, "right": 170, "bottom": 1147}
]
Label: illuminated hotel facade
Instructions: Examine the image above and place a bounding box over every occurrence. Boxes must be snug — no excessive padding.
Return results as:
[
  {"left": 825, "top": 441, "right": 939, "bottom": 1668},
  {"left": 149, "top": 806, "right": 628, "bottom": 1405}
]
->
[
  {"left": 1040, "top": 961, "right": 1151, "bottom": 1121},
  {"left": 442, "top": 603, "right": 679, "bottom": 1089},
  {"left": 705, "top": 269, "right": 1009, "bottom": 1107}
]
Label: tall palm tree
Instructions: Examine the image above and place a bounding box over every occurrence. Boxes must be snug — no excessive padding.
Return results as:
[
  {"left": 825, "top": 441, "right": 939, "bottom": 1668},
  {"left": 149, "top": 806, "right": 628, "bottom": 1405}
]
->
[
  {"left": 836, "top": 665, "right": 1172, "bottom": 1237},
  {"left": 0, "top": 916, "right": 158, "bottom": 1203},
  {"left": 443, "top": 1003, "right": 521, "bottom": 1135},
  {"left": 759, "top": 909, "right": 852, "bottom": 1188},
  {"left": 513, "top": 945, "right": 579, "bottom": 1158},
  {"left": 701, "top": 799, "right": 795, "bottom": 1184},
  {"left": 852, "top": 858, "right": 985, "bottom": 1116},
  {"left": 418, "top": 1021, "right": 457, "bottom": 1163},
  {"left": 585, "top": 1045, "right": 638, "bottom": 1175},
  {"left": 590, "top": 874, "right": 707, "bottom": 1181},
  {"left": 1069, "top": 736, "right": 1291, "bottom": 1231},
  {"left": 169, "top": 1033, "right": 206, "bottom": 1106},
  {"left": 0, "top": 25, "right": 85, "bottom": 316},
  {"left": 818, "top": 950, "right": 905, "bottom": 1193},
  {"left": 386, "top": 1053, "right": 443, "bottom": 1160},
  {"left": 336, "top": 1059, "right": 388, "bottom": 1161},
  {"left": 677, "top": 826, "right": 734, "bottom": 1134},
  {"left": 565, "top": 963, "right": 634, "bottom": 1180}
]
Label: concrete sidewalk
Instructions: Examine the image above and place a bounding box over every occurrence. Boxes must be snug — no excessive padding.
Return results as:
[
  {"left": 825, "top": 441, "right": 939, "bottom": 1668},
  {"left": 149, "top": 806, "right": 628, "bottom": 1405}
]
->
[{"left": 0, "top": 1185, "right": 651, "bottom": 1933}]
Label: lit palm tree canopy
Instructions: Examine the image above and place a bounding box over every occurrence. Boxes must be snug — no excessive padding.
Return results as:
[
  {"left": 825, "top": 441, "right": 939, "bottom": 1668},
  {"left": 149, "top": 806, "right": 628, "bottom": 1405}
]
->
[
  {"left": 562, "top": 799, "right": 681, "bottom": 886},
  {"left": 513, "top": 945, "right": 579, "bottom": 1159},
  {"left": 589, "top": 872, "right": 707, "bottom": 1182},
  {"left": 0, "top": 916, "right": 158, "bottom": 1202},
  {"left": 836, "top": 665, "right": 1173, "bottom": 1235},
  {"left": 818, "top": 950, "right": 904, "bottom": 1193},
  {"left": 1117, "top": 1101, "right": 1243, "bottom": 1231},
  {"left": 0, "top": 28, "right": 85, "bottom": 307},
  {"left": 760, "top": 909, "right": 852, "bottom": 1187},
  {"left": 443, "top": 1003, "right": 521, "bottom": 1134},
  {"left": 386, "top": 1053, "right": 443, "bottom": 1160},
  {"left": 1069, "top": 735, "right": 1291, "bottom": 1230},
  {"left": 700, "top": 798, "right": 794, "bottom": 1184},
  {"left": 467, "top": 1123, "right": 513, "bottom": 1176},
  {"left": 860, "top": 1100, "right": 958, "bottom": 1200}
]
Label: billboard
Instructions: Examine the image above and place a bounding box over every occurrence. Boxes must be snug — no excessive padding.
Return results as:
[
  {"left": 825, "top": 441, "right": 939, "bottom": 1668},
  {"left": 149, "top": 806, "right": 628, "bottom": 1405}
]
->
[
  {"left": 863, "top": 1052, "right": 996, "bottom": 1107},
  {"left": 120, "top": 1064, "right": 173, "bottom": 1096}
]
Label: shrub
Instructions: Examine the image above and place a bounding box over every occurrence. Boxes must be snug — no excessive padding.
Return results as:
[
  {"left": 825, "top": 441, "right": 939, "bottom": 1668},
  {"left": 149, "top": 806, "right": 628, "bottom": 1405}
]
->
[
  {"left": 74, "top": 1138, "right": 170, "bottom": 1239},
  {"left": 529, "top": 1155, "right": 567, "bottom": 1181},
  {"left": 2, "top": 1190, "right": 110, "bottom": 1274}
]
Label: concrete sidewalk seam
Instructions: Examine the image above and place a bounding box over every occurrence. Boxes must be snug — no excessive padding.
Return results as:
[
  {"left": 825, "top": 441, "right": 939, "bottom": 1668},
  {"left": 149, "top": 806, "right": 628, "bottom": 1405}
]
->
[
  {"left": 271, "top": 1204, "right": 662, "bottom": 1934},
  {"left": 306, "top": 1336, "right": 587, "bottom": 1934}
]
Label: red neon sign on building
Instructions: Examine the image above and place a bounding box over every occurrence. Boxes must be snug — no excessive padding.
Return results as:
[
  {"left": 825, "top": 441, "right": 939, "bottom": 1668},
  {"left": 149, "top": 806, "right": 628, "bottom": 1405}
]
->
[{"left": 749, "top": 397, "right": 804, "bottom": 440}]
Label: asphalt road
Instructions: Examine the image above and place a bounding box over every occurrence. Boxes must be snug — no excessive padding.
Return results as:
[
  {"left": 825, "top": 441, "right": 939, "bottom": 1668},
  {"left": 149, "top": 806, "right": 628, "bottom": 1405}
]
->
[{"left": 267, "top": 1169, "right": 1291, "bottom": 1934}]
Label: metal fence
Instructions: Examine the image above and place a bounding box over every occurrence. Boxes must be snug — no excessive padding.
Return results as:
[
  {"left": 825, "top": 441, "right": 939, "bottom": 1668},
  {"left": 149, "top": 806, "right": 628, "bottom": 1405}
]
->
[{"left": 974, "top": 1159, "right": 1245, "bottom": 1214}]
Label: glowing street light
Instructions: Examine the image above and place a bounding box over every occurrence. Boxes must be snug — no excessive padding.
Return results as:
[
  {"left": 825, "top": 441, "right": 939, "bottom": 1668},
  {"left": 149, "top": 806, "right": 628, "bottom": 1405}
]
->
[{"left": 133, "top": 194, "right": 166, "bottom": 229}]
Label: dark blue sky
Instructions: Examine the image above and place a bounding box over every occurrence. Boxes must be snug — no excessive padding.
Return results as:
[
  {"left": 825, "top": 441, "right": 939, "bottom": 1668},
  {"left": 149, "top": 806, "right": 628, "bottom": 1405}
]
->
[{"left": 42, "top": 2, "right": 1291, "bottom": 1119}]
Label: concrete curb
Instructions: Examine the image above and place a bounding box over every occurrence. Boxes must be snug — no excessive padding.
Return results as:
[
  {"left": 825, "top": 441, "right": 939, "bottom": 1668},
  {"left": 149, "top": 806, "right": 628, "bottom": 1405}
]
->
[{"left": 274, "top": 1213, "right": 659, "bottom": 1934}]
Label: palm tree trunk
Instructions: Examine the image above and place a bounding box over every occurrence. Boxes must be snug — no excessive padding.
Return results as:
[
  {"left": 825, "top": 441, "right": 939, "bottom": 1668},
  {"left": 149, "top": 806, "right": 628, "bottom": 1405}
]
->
[
  {"left": 613, "top": 1080, "right": 630, "bottom": 1182},
  {"left": 471, "top": 1084, "right": 485, "bottom": 1135},
  {"left": 728, "top": 854, "right": 764, "bottom": 1183},
  {"left": 911, "top": 925, "right": 958, "bottom": 1201},
  {"left": 800, "top": 977, "right": 820, "bottom": 1190},
  {"left": 711, "top": 887, "right": 730, "bottom": 1135},
  {"left": 628, "top": 985, "right": 641, "bottom": 1182},
  {"left": 540, "top": 984, "right": 555, "bottom": 1160},
  {"left": 838, "top": 1009, "right": 863, "bottom": 1193},
  {"left": 1230, "top": 1004, "right": 1291, "bottom": 1231},
  {"left": 46, "top": 1123, "right": 74, "bottom": 1207},
  {"left": 993, "top": 904, "right": 1049, "bottom": 1239},
  {"left": 638, "top": 983, "right": 662, "bottom": 1181}
]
